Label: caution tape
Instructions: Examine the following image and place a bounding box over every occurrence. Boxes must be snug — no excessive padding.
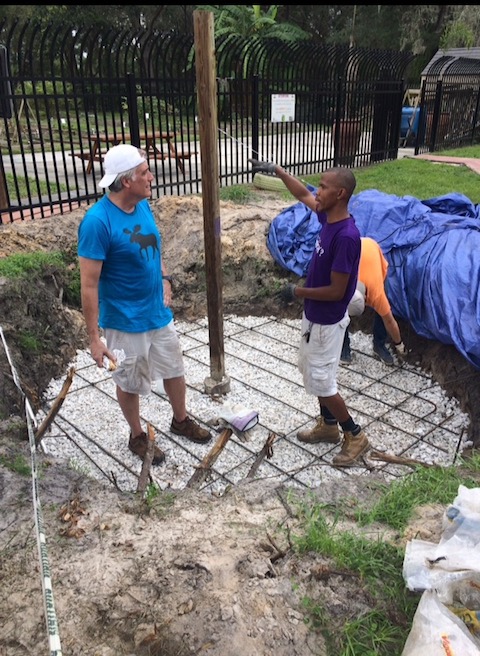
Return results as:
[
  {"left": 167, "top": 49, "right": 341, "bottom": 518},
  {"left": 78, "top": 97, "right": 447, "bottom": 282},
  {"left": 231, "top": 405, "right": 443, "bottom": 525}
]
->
[{"left": 0, "top": 326, "right": 63, "bottom": 655}]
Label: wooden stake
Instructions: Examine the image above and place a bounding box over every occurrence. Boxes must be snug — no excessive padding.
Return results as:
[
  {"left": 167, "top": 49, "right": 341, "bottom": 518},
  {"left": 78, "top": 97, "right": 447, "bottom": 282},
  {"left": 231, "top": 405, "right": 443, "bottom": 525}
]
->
[
  {"left": 35, "top": 367, "right": 75, "bottom": 446},
  {"left": 369, "top": 449, "right": 435, "bottom": 469},
  {"left": 186, "top": 427, "right": 232, "bottom": 489},
  {"left": 137, "top": 422, "right": 155, "bottom": 494},
  {"left": 246, "top": 432, "right": 277, "bottom": 479}
]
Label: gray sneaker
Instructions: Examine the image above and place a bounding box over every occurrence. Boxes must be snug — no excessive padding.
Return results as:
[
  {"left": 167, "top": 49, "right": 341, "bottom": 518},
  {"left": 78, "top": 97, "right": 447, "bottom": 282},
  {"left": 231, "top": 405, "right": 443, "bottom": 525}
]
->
[
  {"left": 297, "top": 417, "right": 340, "bottom": 444},
  {"left": 332, "top": 430, "right": 370, "bottom": 466},
  {"left": 373, "top": 342, "right": 394, "bottom": 365}
]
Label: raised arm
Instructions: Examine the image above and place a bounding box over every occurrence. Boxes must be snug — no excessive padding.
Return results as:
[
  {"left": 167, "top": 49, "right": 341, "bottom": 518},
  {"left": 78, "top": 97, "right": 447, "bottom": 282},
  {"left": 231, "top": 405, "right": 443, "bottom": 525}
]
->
[{"left": 249, "top": 159, "right": 317, "bottom": 211}]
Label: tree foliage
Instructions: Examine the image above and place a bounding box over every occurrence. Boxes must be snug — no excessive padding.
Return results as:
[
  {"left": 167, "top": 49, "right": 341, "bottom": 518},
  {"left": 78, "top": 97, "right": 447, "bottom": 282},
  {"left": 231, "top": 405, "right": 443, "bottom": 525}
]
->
[
  {"left": 0, "top": 5, "right": 196, "bottom": 33},
  {"left": 195, "top": 5, "right": 309, "bottom": 42},
  {"left": 1, "top": 4, "right": 478, "bottom": 75}
]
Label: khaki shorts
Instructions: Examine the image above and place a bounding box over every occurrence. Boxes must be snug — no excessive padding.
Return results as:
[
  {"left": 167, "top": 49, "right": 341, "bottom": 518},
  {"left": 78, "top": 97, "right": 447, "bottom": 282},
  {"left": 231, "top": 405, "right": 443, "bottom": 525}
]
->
[
  {"left": 298, "top": 311, "right": 350, "bottom": 397},
  {"left": 104, "top": 321, "right": 184, "bottom": 395}
]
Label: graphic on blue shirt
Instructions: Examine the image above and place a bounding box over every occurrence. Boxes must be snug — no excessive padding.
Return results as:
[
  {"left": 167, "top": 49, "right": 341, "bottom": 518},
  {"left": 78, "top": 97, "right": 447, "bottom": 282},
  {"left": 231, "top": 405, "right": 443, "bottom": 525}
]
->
[
  {"left": 123, "top": 224, "right": 159, "bottom": 261},
  {"left": 77, "top": 196, "right": 172, "bottom": 332}
]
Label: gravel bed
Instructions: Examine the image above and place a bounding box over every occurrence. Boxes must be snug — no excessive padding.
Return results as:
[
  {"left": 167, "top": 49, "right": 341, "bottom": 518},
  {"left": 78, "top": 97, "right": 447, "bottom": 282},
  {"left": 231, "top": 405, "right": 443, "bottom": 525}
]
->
[{"left": 38, "top": 315, "right": 471, "bottom": 495}]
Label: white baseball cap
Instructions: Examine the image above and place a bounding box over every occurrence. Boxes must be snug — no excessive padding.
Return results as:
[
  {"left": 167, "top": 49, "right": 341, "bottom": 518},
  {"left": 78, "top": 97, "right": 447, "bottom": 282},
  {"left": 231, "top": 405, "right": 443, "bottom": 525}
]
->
[
  {"left": 348, "top": 280, "right": 366, "bottom": 317},
  {"left": 98, "top": 144, "right": 146, "bottom": 188}
]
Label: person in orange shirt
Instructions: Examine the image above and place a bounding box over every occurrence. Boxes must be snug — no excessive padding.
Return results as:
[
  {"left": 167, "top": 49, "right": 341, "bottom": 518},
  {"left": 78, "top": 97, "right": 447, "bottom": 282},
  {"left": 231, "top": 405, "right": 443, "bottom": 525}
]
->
[{"left": 342, "top": 237, "right": 406, "bottom": 365}]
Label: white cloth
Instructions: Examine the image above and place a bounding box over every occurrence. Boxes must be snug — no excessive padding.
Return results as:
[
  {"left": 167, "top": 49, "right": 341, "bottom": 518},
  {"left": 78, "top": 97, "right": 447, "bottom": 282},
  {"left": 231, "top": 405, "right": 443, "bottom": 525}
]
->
[{"left": 217, "top": 402, "right": 259, "bottom": 432}]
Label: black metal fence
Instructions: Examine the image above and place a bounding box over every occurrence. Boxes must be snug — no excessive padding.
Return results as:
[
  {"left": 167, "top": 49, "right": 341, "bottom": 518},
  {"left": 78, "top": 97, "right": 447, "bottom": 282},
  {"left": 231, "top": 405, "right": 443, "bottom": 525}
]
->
[
  {"left": 0, "top": 19, "right": 434, "bottom": 223},
  {"left": 415, "top": 56, "right": 480, "bottom": 155}
]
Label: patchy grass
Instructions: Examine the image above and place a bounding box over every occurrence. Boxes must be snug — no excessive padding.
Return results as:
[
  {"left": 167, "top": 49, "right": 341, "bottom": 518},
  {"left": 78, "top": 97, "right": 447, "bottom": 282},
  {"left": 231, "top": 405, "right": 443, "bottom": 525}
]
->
[{"left": 290, "top": 453, "right": 480, "bottom": 654}]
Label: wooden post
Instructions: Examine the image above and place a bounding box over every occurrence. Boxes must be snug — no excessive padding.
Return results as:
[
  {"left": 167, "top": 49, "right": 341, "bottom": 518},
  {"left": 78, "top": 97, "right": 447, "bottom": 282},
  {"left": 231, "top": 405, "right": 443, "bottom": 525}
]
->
[{"left": 193, "top": 10, "right": 230, "bottom": 395}]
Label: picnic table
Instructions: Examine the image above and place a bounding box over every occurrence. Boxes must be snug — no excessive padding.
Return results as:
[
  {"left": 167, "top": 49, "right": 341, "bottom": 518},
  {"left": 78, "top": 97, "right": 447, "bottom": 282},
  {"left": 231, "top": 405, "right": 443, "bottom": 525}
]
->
[{"left": 71, "top": 130, "right": 195, "bottom": 175}]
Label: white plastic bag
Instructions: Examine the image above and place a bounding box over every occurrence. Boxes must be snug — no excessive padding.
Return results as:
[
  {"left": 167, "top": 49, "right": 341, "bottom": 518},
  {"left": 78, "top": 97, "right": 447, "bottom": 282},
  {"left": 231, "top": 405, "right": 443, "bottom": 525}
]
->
[
  {"left": 441, "top": 485, "right": 480, "bottom": 549},
  {"left": 401, "top": 590, "right": 480, "bottom": 655},
  {"left": 402, "top": 486, "right": 480, "bottom": 654},
  {"left": 403, "top": 486, "right": 480, "bottom": 594}
]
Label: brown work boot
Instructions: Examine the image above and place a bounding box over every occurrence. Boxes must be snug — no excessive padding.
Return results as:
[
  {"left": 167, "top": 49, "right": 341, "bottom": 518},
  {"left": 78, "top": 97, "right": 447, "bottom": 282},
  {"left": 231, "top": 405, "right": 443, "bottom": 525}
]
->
[
  {"left": 297, "top": 417, "right": 340, "bottom": 444},
  {"left": 171, "top": 416, "right": 212, "bottom": 444},
  {"left": 332, "top": 430, "right": 370, "bottom": 467},
  {"left": 129, "top": 431, "right": 165, "bottom": 465}
]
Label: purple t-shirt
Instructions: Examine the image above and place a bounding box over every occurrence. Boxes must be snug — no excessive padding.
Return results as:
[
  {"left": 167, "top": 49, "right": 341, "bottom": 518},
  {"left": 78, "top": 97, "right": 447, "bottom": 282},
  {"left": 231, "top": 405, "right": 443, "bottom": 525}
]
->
[{"left": 304, "top": 212, "right": 361, "bottom": 325}]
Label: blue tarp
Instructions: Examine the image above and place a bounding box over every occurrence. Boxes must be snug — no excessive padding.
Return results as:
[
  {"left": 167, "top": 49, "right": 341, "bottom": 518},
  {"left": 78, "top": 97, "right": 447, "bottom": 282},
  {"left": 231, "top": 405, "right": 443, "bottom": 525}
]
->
[{"left": 267, "top": 189, "right": 480, "bottom": 370}]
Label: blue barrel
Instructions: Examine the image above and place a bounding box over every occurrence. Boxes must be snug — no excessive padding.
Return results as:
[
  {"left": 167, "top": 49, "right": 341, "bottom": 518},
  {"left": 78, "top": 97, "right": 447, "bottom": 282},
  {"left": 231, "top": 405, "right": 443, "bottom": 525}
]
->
[{"left": 400, "top": 106, "right": 420, "bottom": 138}]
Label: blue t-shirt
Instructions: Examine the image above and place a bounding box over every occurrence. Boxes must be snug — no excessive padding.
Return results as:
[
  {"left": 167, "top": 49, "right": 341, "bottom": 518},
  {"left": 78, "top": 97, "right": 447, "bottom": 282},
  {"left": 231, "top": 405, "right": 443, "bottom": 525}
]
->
[
  {"left": 304, "top": 212, "right": 360, "bottom": 325},
  {"left": 77, "top": 195, "right": 173, "bottom": 332}
]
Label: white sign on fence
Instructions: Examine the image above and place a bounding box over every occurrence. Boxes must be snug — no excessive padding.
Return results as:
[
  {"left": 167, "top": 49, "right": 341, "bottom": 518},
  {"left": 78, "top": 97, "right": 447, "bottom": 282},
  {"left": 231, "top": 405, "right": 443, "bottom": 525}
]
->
[{"left": 271, "top": 94, "right": 295, "bottom": 123}]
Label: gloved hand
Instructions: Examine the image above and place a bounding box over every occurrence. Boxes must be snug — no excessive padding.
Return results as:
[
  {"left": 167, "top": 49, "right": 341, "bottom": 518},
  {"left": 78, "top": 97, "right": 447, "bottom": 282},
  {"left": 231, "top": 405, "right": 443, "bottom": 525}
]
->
[
  {"left": 248, "top": 158, "right": 277, "bottom": 175},
  {"left": 394, "top": 341, "right": 407, "bottom": 357},
  {"left": 278, "top": 283, "right": 297, "bottom": 304}
]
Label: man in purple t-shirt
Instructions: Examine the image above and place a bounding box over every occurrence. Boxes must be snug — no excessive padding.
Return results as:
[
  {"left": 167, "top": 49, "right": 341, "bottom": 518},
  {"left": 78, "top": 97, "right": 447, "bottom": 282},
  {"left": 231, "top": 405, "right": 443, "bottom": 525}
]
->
[{"left": 249, "top": 160, "right": 370, "bottom": 466}]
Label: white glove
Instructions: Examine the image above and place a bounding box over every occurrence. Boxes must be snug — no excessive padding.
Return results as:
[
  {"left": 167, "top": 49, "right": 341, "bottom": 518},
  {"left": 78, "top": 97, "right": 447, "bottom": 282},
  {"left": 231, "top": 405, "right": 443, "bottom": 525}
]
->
[
  {"left": 394, "top": 341, "right": 406, "bottom": 356},
  {"left": 103, "top": 348, "right": 125, "bottom": 371},
  {"left": 217, "top": 402, "right": 259, "bottom": 432}
]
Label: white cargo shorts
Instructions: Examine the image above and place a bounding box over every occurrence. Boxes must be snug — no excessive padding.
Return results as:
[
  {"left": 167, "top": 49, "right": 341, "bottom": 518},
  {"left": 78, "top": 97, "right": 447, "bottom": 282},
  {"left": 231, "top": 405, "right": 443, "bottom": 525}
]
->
[
  {"left": 297, "top": 311, "right": 350, "bottom": 397},
  {"left": 104, "top": 321, "right": 184, "bottom": 395}
]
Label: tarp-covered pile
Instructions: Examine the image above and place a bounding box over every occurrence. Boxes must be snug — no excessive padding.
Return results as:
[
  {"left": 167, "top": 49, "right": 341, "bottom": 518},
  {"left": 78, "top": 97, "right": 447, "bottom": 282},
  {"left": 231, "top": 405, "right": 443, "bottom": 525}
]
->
[{"left": 267, "top": 190, "right": 480, "bottom": 370}]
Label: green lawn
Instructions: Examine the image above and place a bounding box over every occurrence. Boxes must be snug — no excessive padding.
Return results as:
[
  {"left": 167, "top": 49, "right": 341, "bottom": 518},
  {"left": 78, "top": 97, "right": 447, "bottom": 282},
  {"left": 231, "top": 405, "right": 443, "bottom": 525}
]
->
[{"left": 222, "top": 145, "right": 480, "bottom": 206}]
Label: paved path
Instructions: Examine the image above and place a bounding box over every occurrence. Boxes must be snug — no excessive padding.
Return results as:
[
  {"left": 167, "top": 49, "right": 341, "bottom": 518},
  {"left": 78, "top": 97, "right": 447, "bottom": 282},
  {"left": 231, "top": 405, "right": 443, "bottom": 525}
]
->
[
  {"left": 409, "top": 153, "right": 480, "bottom": 175},
  {"left": 4, "top": 148, "right": 477, "bottom": 224}
]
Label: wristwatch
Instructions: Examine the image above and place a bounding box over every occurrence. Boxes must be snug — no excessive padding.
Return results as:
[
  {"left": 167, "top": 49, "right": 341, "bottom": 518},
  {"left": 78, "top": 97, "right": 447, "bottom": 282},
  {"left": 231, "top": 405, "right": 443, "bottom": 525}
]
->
[{"left": 162, "top": 275, "right": 173, "bottom": 284}]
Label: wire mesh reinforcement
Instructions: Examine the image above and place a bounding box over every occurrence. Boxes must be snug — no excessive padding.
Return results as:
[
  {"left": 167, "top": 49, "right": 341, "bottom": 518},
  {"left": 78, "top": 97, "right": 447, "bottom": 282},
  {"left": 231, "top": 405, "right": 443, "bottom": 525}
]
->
[{"left": 37, "top": 315, "right": 469, "bottom": 495}]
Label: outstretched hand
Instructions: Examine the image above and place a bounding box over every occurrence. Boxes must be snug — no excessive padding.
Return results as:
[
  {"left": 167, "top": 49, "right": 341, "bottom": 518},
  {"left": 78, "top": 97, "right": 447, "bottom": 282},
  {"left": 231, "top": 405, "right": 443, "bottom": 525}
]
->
[{"left": 248, "top": 158, "right": 277, "bottom": 175}]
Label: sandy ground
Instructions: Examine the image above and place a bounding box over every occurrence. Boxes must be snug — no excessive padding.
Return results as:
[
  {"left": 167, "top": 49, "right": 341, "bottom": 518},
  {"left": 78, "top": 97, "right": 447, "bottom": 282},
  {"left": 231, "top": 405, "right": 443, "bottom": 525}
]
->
[{"left": 1, "top": 190, "right": 479, "bottom": 655}]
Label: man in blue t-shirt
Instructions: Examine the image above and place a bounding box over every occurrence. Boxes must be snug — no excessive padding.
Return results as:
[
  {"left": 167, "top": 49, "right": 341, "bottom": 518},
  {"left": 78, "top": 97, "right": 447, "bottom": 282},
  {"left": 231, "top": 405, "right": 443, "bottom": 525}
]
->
[
  {"left": 78, "top": 144, "right": 211, "bottom": 466},
  {"left": 250, "top": 159, "right": 370, "bottom": 466}
]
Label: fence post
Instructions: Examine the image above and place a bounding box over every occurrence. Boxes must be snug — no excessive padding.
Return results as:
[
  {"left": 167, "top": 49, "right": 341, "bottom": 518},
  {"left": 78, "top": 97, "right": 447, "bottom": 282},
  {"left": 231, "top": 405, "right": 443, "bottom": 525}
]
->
[
  {"left": 415, "top": 82, "right": 427, "bottom": 155},
  {"left": 0, "top": 46, "right": 13, "bottom": 120},
  {"left": 428, "top": 79, "right": 443, "bottom": 151},
  {"left": 251, "top": 74, "right": 259, "bottom": 163},
  {"left": 471, "top": 87, "right": 480, "bottom": 143},
  {"left": 125, "top": 73, "right": 140, "bottom": 147}
]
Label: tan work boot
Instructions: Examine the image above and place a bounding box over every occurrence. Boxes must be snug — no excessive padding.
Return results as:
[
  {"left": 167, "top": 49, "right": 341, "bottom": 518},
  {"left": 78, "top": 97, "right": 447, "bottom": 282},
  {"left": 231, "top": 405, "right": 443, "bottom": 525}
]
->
[
  {"left": 297, "top": 417, "right": 340, "bottom": 444},
  {"left": 332, "top": 430, "right": 370, "bottom": 466}
]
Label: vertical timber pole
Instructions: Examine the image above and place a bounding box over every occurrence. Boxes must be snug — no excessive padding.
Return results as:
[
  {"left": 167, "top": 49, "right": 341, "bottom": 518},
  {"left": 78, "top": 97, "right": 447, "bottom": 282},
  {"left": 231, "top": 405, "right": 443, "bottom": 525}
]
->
[{"left": 193, "top": 10, "right": 230, "bottom": 395}]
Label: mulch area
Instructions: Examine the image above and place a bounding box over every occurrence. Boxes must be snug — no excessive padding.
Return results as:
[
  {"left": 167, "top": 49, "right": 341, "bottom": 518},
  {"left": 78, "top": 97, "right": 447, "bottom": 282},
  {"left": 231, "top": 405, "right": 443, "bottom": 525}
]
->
[{"left": 1, "top": 200, "right": 84, "bottom": 224}]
